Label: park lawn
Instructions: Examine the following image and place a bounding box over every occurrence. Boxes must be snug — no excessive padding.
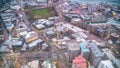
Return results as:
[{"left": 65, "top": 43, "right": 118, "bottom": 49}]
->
[{"left": 31, "top": 8, "right": 51, "bottom": 17}]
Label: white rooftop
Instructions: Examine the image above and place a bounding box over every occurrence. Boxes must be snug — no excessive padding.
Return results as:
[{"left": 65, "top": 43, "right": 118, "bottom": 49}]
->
[
  {"left": 5, "top": 23, "right": 14, "bottom": 30},
  {"left": 25, "top": 31, "right": 38, "bottom": 39},
  {"left": 36, "top": 24, "right": 45, "bottom": 29},
  {"left": 28, "top": 39, "right": 42, "bottom": 48},
  {"left": 98, "top": 60, "right": 114, "bottom": 68},
  {"left": 66, "top": 41, "right": 80, "bottom": 51},
  {"left": 19, "top": 31, "right": 27, "bottom": 36},
  {"left": 5, "top": 38, "right": 23, "bottom": 46},
  {"left": 63, "top": 23, "right": 84, "bottom": 32},
  {"left": 28, "top": 60, "right": 39, "bottom": 68},
  {"left": 72, "top": 18, "right": 81, "bottom": 22},
  {"left": 19, "top": 22, "right": 28, "bottom": 29},
  {"left": 102, "top": 49, "right": 120, "bottom": 68},
  {"left": 21, "top": 65, "right": 29, "bottom": 68},
  {"left": 11, "top": 5, "right": 21, "bottom": 10}
]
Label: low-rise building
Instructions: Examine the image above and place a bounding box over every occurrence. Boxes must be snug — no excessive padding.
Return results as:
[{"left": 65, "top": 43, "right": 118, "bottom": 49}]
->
[
  {"left": 4, "top": 37, "right": 24, "bottom": 50},
  {"left": 21, "top": 65, "right": 29, "bottom": 68},
  {"left": 32, "top": 19, "right": 54, "bottom": 31},
  {"left": 44, "top": 21, "right": 54, "bottom": 27},
  {"left": 91, "top": 15, "right": 107, "bottom": 23},
  {"left": 17, "top": 28, "right": 28, "bottom": 37},
  {"left": 42, "top": 59, "right": 56, "bottom": 68},
  {"left": 44, "top": 24, "right": 69, "bottom": 39},
  {"left": 44, "top": 27, "right": 56, "bottom": 39},
  {"left": 72, "top": 55, "right": 87, "bottom": 68},
  {"left": 71, "top": 18, "right": 82, "bottom": 25},
  {"left": 94, "top": 28, "right": 107, "bottom": 37},
  {"left": 102, "top": 48, "right": 120, "bottom": 68},
  {"left": 0, "top": 26, "right": 4, "bottom": 43},
  {"left": 114, "top": 13, "right": 120, "bottom": 20},
  {"left": 71, "top": 32, "right": 88, "bottom": 40},
  {"left": 11, "top": 5, "right": 21, "bottom": 10},
  {"left": 0, "top": 45, "right": 10, "bottom": 53},
  {"left": 23, "top": 31, "right": 39, "bottom": 43},
  {"left": 80, "top": 15, "right": 90, "bottom": 22},
  {"left": 28, "top": 60, "right": 39, "bottom": 68},
  {"left": 1, "top": 10, "right": 18, "bottom": 32},
  {"left": 27, "top": 39, "right": 43, "bottom": 48},
  {"left": 33, "top": 23, "right": 46, "bottom": 30}
]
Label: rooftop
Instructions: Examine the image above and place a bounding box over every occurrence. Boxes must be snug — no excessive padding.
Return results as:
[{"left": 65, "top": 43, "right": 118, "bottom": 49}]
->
[
  {"left": 66, "top": 40, "right": 80, "bottom": 50},
  {"left": 45, "top": 28, "right": 55, "bottom": 35},
  {"left": 0, "top": 45, "right": 10, "bottom": 52},
  {"left": 73, "top": 55, "right": 87, "bottom": 68},
  {"left": 5, "top": 38, "right": 24, "bottom": 46},
  {"left": 35, "top": 24, "right": 46, "bottom": 30},
  {"left": 24, "top": 31, "right": 38, "bottom": 39},
  {"left": 80, "top": 42, "right": 90, "bottom": 52},
  {"left": 28, "top": 39, "right": 43, "bottom": 48},
  {"left": 89, "top": 42, "right": 103, "bottom": 57},
  {"left": 28, "top": 60, "right": 39, "bottom": 68},
  {"left": 98, "top": 60, "right": 114, "bottom": 68}
]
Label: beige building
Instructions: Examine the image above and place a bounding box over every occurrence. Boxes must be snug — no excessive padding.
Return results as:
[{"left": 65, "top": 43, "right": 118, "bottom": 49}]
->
[{"left": 23, "top": 31, "right": 39, "bottom": 43}]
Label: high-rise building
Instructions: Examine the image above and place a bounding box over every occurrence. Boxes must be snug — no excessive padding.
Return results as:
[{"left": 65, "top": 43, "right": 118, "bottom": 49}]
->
[
  {"left": 66, "top": 40, "right": 80, "bottom": 62},
  {"left": 80, "top": 42, "right": 90, "bottom": 60},
  {"left": 102, "top": 49, "right": 120, "bottom": 68},
  {"left": 89, "top": 43, "right": 104, "bottom": 68},
  {"left": 98, "top": 60, "right": 114, "bottom": 68}
]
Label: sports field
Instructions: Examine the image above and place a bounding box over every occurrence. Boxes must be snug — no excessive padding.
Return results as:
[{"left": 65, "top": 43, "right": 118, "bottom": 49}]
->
[{"left": 31, "top": 8, "right": 51, "bottom": 17}]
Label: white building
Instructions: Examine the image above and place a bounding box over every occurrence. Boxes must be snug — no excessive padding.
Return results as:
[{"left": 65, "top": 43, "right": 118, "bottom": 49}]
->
[
  {"left": 98, "top": 60, "right": 114, "bottom": 68},
  {"left": 23, "top": 31, "right": 39, "bottom": 43},
  {"left": 27, "top": 39, "right": 43, "bottom": 48},
  {"left": 4, "top": 37, "right": 24, "bottom": 48},
  {"left": 11, "top": 5, "right": 21, "bottom": 10},
  {"left": 16, "top": 22, "right": 29, "bottom": 37},
  {"left": 102, "top": 48, "right": 120, "bottom": 68},
  {"left": 33, "top": 19, "right": 54, "bottom": 30},
  {"left": 21, "top": 65, "right": 29, "bottom": 68},
  {"left": 28, "top": 60, "right": 39, "bottom": 68}
]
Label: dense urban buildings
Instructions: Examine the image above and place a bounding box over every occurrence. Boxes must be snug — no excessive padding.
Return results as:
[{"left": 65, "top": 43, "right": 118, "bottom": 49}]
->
[{"left": 0, "top": 0, "right": 120, "bottom": 68}]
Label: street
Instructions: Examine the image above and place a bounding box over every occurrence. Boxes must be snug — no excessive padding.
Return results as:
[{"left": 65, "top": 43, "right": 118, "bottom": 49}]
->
[{"left": 15, "top": 3, "right": 69, "bottom": 68}]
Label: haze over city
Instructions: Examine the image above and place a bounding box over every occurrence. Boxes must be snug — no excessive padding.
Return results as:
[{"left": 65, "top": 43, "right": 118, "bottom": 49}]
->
[{"left": 0, "top": 0, "right": 120, "bottom": 68}]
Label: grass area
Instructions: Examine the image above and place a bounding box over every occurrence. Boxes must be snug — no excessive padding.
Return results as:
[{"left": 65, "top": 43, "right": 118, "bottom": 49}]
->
[{"left": 31, "top": 8, "right": 51, "bottom": 17}]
